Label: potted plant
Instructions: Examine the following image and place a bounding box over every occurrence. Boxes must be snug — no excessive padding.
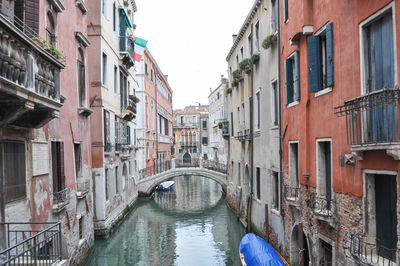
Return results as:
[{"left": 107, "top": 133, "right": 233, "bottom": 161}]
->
[
  {"left": 133, "top": 96, "right": 140, "bottom": 103},
  {"left": 251, "top": 53, "right": 260, "bottom": 64},
  {"left": 226, "top": 87, "right": 232, "bottom": 94},
  {"left": 127, "top": 9, "right": 132, "bottom": 14},
  {"left": 262, "top": 34, "right": 277, "bottom": 50},
  {"left": 123, "top": 0, "right": 129, "bottom": 7},
  {"left": 239, "top": 58, "right": 252, "bottom": 73},
  {"left": 232, "top": 69, "right": 243, "bottom": 81}
]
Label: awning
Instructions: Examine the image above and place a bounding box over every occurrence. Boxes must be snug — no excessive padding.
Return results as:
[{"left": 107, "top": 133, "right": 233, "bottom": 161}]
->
[{"left": 120, "top": 9, "right": 132, "bottom": 28}]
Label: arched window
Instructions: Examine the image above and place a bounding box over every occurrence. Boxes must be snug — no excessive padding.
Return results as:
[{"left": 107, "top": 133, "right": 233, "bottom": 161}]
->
[
  {"left": 77, "top": 48, "right": 86, "bottom": 107},
  {"left": 46, "top": 11, "right": 56, "bottom": 45}
]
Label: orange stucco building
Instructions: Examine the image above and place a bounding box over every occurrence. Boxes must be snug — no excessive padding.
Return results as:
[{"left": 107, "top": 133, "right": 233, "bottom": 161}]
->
[{"left": 280, "top": 0, "right": 400, "bottom": 264}]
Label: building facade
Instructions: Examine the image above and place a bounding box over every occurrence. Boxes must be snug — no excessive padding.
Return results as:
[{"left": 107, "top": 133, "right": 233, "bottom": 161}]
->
[
  {"left": 87, "top": 0, "right": 139, "bottom": 238},
  {"left": 135, "top": 48, "right": 173, "bottom": 176},
  {"left": 280, "top": 0, "right": 400, "bottom": 265},
  {"left": 208, "top": 76, "right": 229, "bottom": 164},
  {"left": 226, "top": 0, "right": 283, "bottom": 252},
  {"left": 173, "top": 105, "right": 209, "bottom": 163},
  {"left": 0, "top": 0, "right": 94, "bottom": 263}
]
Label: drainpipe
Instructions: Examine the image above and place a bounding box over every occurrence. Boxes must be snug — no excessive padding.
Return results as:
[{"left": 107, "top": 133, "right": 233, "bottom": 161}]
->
[{"left": 277, "top": 0, "right": 283, "bottom": 214}]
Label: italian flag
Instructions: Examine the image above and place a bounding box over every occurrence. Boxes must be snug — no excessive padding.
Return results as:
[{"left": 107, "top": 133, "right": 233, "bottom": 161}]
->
[{"left": 134, "top": 37, "right": 148, "bottom": 62}]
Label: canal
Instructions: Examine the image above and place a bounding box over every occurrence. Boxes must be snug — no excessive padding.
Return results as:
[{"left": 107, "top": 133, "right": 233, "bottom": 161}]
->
[{"left": 87, "top": 175, "right": 246, "bottom": 266}]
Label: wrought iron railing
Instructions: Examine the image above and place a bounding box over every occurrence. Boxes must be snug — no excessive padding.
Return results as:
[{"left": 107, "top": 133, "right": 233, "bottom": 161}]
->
[
  {"left": 236, "top": 129, "right": 251, "bottom": 141},
  {"left": 335, "top": 88, "right": 400, "bottom": 146},
  {"left": 52, "top": 187, "right": 70, "bottom": 211},
  {"left": 285, "top": 185, "right": 300, "bottom": 201},
  {"left": 350, "top": 234, "right": 397, "bottom": 265},
  {"left": 77, "top": 179, "right": 90, "bottom": 197},
  {"left": 310, "top": 193, "right": 336, "bottom": 218},
  {"left": 175, "top": 158, "right": 200, "bottom": 168},
  {"left": 139, "top": 160, "right": 171, "bottom": 179},
  {"left": 202, "top": 160, "right": 227, "bottom": 174},
  {"left": 180, "top": 141, "right": 198, "bottom": 147},
  {"left": 0, "top": 222, "right": 62, "bottom": 265},
  {"left": 119, "top": 35, "right": 134, "bottom": 58},
  {"left": 221, "top": 122, "right": 229, "bottom": 137}
]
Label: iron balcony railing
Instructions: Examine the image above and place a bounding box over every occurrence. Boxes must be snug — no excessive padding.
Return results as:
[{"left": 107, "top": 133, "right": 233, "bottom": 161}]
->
[
  {"left": 0, "top": 222, "right": 62, "bottom": 265},
  {"left": 221, "top": 122, "right": 229, "bottom": 138},
  {"left": 139, "top": 160, "right": 171, "bottom": 180},
  {"left": 77, "top": 179, "right": 90, "bottom": 198},
  {"left": 180, "top": 141, "right": 198, "bottom": 147},
  {"left": 350, "top": 234, "right": 397, "bottom": 265},
  {"left": 236, "top": 129, "right": 251, "bottom": 141},
  {"left": 52, "top": 187, "right": 70, "bottom": 212},
  {"left": 175, "top": 158, "right": 200, "bottom": 168},
  {"left": 119, "top": 35, "right": 134, "bottom": 58},
  {"left": 335, "top": 88, "right": 400, "bottom": 146},
  {"left": 202, "top": 160, "right": 227, "bottom": 174},
  {"left": 310, "top": 193, "right": 336, "bottom": 218},
  {"left": 285, "top": 185, "right": 300, "bottom": 201}
]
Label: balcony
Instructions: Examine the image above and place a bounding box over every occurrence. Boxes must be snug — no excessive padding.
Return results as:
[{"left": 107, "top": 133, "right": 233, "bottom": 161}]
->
[
  {"left": 180, "top": 141, "right": 198, "bottom": 147},
  {"left": 121, "top": 98, "right": 136, "bottom": 121},
  {"left": 335, "top": 88, "right": 400, "bottom": 159},
  {"left": 350, "top": 234, "right": 397, "bottom": 265},
  {"left": 175, "top": 122, "right": 198, "bottom": 128},
  {"left": 0, "top": 222, "right": 62, "bottom": 265},
  {"left": 77, "top": 179, "right": 90, "bottom": 199},
  {"left": 221, "top": 122, "right": 230, "bottom": 139},
  {"left": 285, "top": 185, "right": 300, "bottom": 206},
  {"left": 0, "top": 14, "right": 64, "bottom": 129},
  {"left": 310, "top": 193, "right": 337, "bottom": 224},
  {"left": 119, "top": 35, "right": 134, "bottom": 69},
  {"left": 52, "top": 187, "right": 70, "bottom": 213},
  {"left": 236, "top": 129, "right": 251, "bottom": 141}
]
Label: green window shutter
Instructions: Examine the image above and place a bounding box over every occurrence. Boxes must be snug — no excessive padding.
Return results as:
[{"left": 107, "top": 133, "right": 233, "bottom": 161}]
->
[
  {"left": 326, "top": 23, "right": 334, "bottom": 87},
  {"left": 284, "top": 58, "right": 293, "bottom": 104},
  {"left": 307, "top": 36, "right": 322, "bottom": 92},
  {"left": 294, "top": 51, "right": 300, "bottom": 100}
]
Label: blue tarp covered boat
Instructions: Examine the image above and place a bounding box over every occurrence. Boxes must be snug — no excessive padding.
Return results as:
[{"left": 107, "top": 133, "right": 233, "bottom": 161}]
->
[
  {"left": 156, "top": 181, "right": 175, "bottom": 191},
  {"left": 239, "top": 233, "right": 288, "bottom": 266}
]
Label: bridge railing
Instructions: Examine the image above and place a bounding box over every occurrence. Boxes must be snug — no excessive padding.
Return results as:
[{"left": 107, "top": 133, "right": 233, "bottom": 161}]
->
[
  {"left": 175, "top": 158, "right": 200, "bottom": 168},
  {"left": 202, "top": 160, "right": 227, "bottom": 174},
  {"left": 139, "top": 160, "right": 171, "bottom": 180}
]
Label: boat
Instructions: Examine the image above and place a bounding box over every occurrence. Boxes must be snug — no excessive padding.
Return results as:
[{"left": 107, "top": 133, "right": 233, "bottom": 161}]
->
[
  {"left": 156, "top": 181, "right": 175, "bottom": 191},
  {"left": 239, "top": 233, "right": 289, "bottom": 266}
]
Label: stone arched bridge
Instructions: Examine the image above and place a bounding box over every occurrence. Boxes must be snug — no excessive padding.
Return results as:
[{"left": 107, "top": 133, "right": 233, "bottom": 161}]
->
[{"left": 137, "top": 160, "right": 227, "bottom": 196}]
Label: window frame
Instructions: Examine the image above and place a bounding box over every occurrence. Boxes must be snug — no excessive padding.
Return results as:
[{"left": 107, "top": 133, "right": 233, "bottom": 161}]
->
[
  {"left": 316, "top": 138, "right": 333, "bottom": 199},
  {"left": 284, "top": 51, "right": 300, "bottom": 106}
]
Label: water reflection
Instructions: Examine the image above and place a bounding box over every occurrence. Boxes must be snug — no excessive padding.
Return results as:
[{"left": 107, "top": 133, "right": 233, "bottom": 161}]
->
[{"left": 87, "top": 176, "right": 246, "bottom": 266}]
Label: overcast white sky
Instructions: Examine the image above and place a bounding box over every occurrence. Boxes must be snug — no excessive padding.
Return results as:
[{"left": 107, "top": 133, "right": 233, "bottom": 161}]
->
[{"left": 135, "top": 0, "right": 254, "bottom": 110}]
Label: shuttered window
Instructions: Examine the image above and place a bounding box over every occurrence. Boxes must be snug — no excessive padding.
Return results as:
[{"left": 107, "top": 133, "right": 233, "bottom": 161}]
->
[
  {"left": 51, "top": 141, "right": 65, "bottom": 193},
  {"left": 104, "top": 110, "right": 111, "bottom": 151},
  {"left": 307, "top": 23, "right": 334, "bottom": 93},
  {"left": 284, "top": 51, "right": 300, "bottom": 104},
  {"left": 284, "top": 0, "right": 288, "bottom": 22},
  {"left": 78, "top": 49, "right": 86, "bottom": 107},
  {"left": 1, "top": 141, "right": 26, "bottom": 202},
  {"left": 15, "top": 0, "right": 39, "bottom": 37}
]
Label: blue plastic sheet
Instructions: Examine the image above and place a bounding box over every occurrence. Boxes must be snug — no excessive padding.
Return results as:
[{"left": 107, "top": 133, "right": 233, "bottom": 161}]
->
[{"left": 239, "top": 233, "right": 286, "bottom": 266}]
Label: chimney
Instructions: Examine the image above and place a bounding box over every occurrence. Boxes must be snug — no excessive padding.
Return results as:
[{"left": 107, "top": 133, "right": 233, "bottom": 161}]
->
[
  {"left": 232, "top": 34, "right": 238, "bottom": 43},
  {"left": 220, "top": 74, "right": 225, "bottom": 82}
]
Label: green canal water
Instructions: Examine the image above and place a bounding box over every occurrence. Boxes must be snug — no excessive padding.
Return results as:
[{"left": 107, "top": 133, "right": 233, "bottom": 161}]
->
[{"left": 87, "top": 175, "right": 246, "bottom": 266}]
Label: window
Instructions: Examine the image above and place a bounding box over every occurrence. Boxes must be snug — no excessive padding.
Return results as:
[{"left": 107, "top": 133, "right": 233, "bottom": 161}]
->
[
  {"left": 102, "top": 0, "right": 107, "bottom": 17},
  {"left": 46, "top": 11, "right": 56, "bottom": 46},
  {"left": 236, "top": 55, "right": 239, "bottom": 67},
  {"left": 363, "top": 11, "right": 394, "bottom": 93},
  {"left": 255, "top": 92, "right": 260, "bottom": 129},
  {"left": 231, "top": 112, "right": 234, "bottom": 136},
  {"left": 289, "top": 142, "right": 299, "bottom": 187},
  {"left": 51, "top": 141, "right": 65, "bottom": 193},
  {"left": 237, "top": 107, "right": 240, "bottom": 134},
  {"left": 192, "top": 116, "right": 197, "bottom": 125},
  {"left": 145, "top": 63, "right": 148, "bottom": 75},
  {"left": 255, "top": 22, "right": 260, "bottom": 52},
  {"left": 74, "top": 143, "right": 82, "bottom": 179},
  {"left": 272, "top": 81, "right": 278, "bottom": 126},
  {"left": 238, "top": 163, "right": 241, "bottom": 185},
  {"left": 317, "top": 140, "right": 332, "bottom": 203},
  {"left": 102, "top": 53, "right": 107, "bottom": 86},
  {"left": 271, "top": 0, "right": 278, "bottom": 32},
  {"left": 202, "top": 137, "right": 208, "bottom": 145},
  {"left": 78, "top": 216, "right": 84, "bottom": 240},
  {"left": 283, "top": 0, "right": 288, "bottom": 22},
  {"left": 151, "top": 69, "right": 153, "bottom": 81},
  {"left": 112, "top": 2, "right": 116, "bottom": 31},
  {"left": 240, "top": 47, "right": 244, "bottom": 60},
  {"left": 202, "top": 120, "right": 207, "bottom": 129},
  {"left": 105, "top": 169, "right": 109, "bottom": 201},
  {"left": 307, "top": 23, "right": 334, "bottom": 92},
  {"left": 284, "top": 51, "right": 300, "bottom": 105},
  {"left": 104, "top": 110, "right": 111, "bottom": 152},
  {"left": 241, "top": 103, "right": 245, "bottom": 130},
  {"left": 178, "top": 149, "right": 183, "bottom": 154},
  {"left": 77, "top": 48, "right": 86, "bottom": 107},
  {"left": 248, "top": 33, "right": 253, "bottom": 57},
  {"left": 115, "top": 115, "right": 119, "bottom": 145},
  {"left": 146, "top": 142, "right": 149, "bottom": 158},
  {"left": 114, "top": 65, "right": 118, "bottom": 93},
  {"left": 256, "top": 167, "right": 260, "bottom": 200},
  {"left": 1, "top": 141, "right": 26, "bottom": 202},
  {"left": 272, "top": 171, "right": 279, "bottom": 210},
  {"left": 319, "top": 239, "right": 333, "bottom": 265},
  {"left": 115, "top": 166, "right": 119, "bottom": 194},
  {"left": 193, "top": 148, "right": 197, "bottom": 154}
]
